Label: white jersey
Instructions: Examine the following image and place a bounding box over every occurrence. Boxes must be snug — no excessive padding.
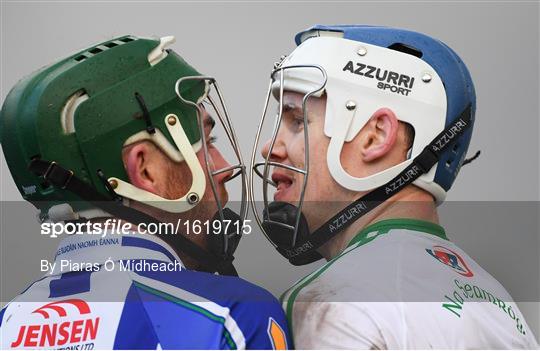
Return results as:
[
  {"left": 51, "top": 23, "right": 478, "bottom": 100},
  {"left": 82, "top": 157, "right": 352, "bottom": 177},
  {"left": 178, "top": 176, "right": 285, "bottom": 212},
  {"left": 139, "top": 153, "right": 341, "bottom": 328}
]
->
[{"left": 281, "top": 218, "right": 538, "bottom": 349}]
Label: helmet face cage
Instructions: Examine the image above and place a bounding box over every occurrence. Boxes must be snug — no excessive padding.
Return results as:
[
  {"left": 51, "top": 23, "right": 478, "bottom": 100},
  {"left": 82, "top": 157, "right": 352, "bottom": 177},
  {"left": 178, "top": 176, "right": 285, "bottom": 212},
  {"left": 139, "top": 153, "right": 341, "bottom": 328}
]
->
[
  {"left": 176, "top": 76, "right": 248, "bottom": 251},
  {"left": 250, "top": 65, "right": 327, "bottom": 248}
]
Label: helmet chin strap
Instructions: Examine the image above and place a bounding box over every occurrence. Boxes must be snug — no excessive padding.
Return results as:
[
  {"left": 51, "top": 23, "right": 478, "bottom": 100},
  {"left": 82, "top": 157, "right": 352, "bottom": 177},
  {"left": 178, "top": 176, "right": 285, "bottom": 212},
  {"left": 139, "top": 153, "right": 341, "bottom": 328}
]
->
[
  {"left": 263, "top": 104, "right": 473, "bottom": 265},
  {"left": 28, "top": 159, "right": 240, "bottom": 276}
]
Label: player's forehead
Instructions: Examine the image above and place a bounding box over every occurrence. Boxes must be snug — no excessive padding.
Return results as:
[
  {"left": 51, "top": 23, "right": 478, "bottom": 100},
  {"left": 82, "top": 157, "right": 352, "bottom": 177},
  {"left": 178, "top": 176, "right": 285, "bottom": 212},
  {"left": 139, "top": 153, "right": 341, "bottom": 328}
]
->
[{"left": 278, "top": 91, "right": 325, "bottom": 112}]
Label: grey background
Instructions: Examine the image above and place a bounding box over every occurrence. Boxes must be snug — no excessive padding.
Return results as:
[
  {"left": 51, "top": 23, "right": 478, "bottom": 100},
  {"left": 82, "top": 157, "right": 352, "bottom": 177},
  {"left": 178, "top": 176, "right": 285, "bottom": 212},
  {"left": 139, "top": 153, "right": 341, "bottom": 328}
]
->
[{"left": 1, "top": 0, "right": 539, "bottom": 342}]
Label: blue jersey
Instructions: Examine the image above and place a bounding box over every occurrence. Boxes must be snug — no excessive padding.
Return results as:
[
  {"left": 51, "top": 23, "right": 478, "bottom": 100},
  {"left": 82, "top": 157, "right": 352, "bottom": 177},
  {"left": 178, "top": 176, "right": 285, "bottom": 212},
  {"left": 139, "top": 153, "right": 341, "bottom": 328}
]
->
[{"left": 0, "top": 233, "right": 291, "bottom": 349}]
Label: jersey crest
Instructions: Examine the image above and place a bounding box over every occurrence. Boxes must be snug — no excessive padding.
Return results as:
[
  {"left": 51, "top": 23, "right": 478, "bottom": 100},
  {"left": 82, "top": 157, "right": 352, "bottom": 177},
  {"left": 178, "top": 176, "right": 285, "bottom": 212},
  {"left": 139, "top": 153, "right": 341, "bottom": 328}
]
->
[{"left": 426, "top": 245, "right": 473, "bottom": 277}]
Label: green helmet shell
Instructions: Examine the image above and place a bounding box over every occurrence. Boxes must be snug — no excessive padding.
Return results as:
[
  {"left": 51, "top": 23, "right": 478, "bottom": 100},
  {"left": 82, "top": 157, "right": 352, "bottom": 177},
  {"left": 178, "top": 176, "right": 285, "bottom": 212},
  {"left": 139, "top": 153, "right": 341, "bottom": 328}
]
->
[{"left": 1, "top": 35, "right": 206, "bottom": 213}]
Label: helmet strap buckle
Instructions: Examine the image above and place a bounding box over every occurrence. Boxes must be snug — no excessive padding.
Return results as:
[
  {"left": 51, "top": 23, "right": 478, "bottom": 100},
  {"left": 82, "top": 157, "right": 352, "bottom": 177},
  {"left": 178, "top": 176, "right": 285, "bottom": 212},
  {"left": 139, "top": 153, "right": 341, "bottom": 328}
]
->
[{"left": 43, "top": 161, "right": 74, "bottom": 190}]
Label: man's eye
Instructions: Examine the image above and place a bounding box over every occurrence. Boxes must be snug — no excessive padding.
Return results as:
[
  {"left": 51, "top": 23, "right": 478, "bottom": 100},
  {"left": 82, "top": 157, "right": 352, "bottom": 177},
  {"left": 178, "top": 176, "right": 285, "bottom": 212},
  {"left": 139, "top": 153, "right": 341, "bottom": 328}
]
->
[
  {"left": 293, "top": 116, "right": 305, "bottom": 127},
  {"left": 207, "top": 136, "right": 218, "bottom": 144}
]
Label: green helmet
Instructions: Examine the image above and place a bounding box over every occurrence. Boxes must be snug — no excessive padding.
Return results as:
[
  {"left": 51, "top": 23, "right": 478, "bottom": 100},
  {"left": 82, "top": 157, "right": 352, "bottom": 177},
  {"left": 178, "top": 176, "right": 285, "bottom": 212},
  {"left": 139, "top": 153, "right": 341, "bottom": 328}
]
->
[
  {"left": 1, "top": 35, "right": 209, "bottom": 216},
  {"left": 2, "top": 34, "right": 248, "bottom": 275}
]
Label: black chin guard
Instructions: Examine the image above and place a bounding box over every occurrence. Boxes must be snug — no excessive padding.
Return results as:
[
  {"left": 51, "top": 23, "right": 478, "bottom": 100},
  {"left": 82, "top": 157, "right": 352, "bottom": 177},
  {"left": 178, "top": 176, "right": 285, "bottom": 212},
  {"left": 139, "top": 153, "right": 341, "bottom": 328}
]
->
[
  {"left": 207, "top": 208, "right": 243, "bottom": 275},
  {"left": 262, "top": 201, "right": 322, "bottom": 266}
]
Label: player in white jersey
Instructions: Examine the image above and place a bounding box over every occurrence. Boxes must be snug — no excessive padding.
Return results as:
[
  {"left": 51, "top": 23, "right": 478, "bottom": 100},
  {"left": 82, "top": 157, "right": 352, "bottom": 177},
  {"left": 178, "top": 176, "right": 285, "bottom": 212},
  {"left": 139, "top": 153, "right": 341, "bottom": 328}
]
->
[{"left": 249, "top": 25, "right": 538, "bottom": 348}]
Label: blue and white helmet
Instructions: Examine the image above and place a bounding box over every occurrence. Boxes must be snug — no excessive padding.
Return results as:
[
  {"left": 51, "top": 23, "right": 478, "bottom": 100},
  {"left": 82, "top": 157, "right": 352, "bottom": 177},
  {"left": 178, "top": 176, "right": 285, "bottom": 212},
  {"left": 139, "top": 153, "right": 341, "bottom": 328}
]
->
[{"left": 279, "top": 25, "right": 476, "bottom": 202}]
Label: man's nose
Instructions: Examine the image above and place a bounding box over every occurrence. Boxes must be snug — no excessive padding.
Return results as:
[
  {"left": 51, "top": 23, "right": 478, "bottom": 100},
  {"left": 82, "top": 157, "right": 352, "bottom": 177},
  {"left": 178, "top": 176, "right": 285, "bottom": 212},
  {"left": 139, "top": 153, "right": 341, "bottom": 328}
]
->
[
  {"left": 261, "top": 137, "right": 287, "bottom": 161},
  {"left": 210, "top": 147, "right": 233, "bottom": 180}
]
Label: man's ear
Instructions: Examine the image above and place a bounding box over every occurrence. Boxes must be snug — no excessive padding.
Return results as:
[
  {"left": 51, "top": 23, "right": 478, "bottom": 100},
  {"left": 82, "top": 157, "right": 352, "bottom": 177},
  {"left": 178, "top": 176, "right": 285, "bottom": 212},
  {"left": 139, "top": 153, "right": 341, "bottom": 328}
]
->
[
  {"left": 360, "top": 108, "right": 399, "bottom": 163},
  {"left": 123, "top": 142, "right": 161, "bottom": 194}
]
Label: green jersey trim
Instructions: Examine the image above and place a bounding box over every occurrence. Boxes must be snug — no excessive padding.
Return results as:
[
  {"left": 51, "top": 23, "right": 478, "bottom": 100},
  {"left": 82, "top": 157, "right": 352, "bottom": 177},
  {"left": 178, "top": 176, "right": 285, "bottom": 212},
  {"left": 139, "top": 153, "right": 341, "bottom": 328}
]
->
[
  {"left": 283, "top": 218, "right": 447, "bottom": 332},
  {"left": 347, "top": 218, "right": 447, "bottom": 247},
  {"left": 133, "top": 280, "right": 237, "bottom": 349}
]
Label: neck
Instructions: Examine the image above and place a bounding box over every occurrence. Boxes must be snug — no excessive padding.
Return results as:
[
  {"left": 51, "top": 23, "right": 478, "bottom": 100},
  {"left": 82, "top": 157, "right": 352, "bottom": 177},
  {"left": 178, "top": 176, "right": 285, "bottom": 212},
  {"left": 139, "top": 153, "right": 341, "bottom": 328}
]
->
[
  {"left": 317, "top": 185, "right": 439, "bottom": 260},
  {"left": 128, "top": 200, "right": 211, "bottom": 271}
]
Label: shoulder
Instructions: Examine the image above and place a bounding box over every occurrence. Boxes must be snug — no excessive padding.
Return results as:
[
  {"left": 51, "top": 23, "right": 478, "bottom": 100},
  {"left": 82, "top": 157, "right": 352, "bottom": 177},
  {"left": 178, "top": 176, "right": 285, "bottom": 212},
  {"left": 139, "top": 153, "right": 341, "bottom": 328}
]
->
[
  {"left": 0, "top": 305, "right": 6, "bottom": 328},
  {"left": 130, "top": 268, "right": 286, "bottom": 324},
  {"left": 283, "top": 230, "right": 441, "bottom": 322},
  {"left": 290, "top": 301, "right": 389, "bottom": 349},
  {"left": 303, "top": 228, "right": 468, "bottom": 288},
  {"left": 131, "top": 268, "right": 279, "bottom": 304},
  {"left": 284, "top": 232, "right": 403, "bottom": 301},
  {"left": 130, "top": 269, "right": 291, "bottom": 349}
]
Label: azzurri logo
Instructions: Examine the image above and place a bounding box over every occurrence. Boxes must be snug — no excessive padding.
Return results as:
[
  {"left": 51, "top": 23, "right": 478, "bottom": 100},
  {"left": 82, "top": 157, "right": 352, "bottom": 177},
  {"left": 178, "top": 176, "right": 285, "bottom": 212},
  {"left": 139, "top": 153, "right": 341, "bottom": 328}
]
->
[{"left": 342, "top": 60, "right": 415, "bottom": 96}]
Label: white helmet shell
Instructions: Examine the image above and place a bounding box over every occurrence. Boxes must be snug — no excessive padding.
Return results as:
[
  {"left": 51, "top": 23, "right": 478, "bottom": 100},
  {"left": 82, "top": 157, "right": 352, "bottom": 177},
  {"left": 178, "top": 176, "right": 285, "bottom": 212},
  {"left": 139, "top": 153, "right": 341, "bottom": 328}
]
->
[{"left": 272, "top": 36, "right": 448, "bottom": 201}]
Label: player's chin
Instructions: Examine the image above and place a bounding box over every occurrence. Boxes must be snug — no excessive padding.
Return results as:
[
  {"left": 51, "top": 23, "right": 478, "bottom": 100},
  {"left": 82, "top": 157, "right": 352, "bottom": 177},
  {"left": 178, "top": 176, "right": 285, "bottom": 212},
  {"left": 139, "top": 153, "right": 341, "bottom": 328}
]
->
[{"left": 273, "top": 191, "right": 300, "bottom": 205}]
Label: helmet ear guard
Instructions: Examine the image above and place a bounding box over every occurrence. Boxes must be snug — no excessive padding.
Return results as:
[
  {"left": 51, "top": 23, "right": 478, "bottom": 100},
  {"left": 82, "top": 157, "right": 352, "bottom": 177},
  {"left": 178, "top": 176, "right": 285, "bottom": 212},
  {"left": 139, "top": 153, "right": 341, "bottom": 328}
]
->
[{"left": 109, "top": 113, "right": 206, "bottom": 213}]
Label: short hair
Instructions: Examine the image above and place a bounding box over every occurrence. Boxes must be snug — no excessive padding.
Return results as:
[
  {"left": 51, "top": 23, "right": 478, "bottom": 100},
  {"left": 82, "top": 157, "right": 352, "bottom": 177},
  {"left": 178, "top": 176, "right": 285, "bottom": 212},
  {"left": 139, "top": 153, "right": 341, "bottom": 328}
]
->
[{"left": 402, "top": 121, "right": 415, "bottom": 154}]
